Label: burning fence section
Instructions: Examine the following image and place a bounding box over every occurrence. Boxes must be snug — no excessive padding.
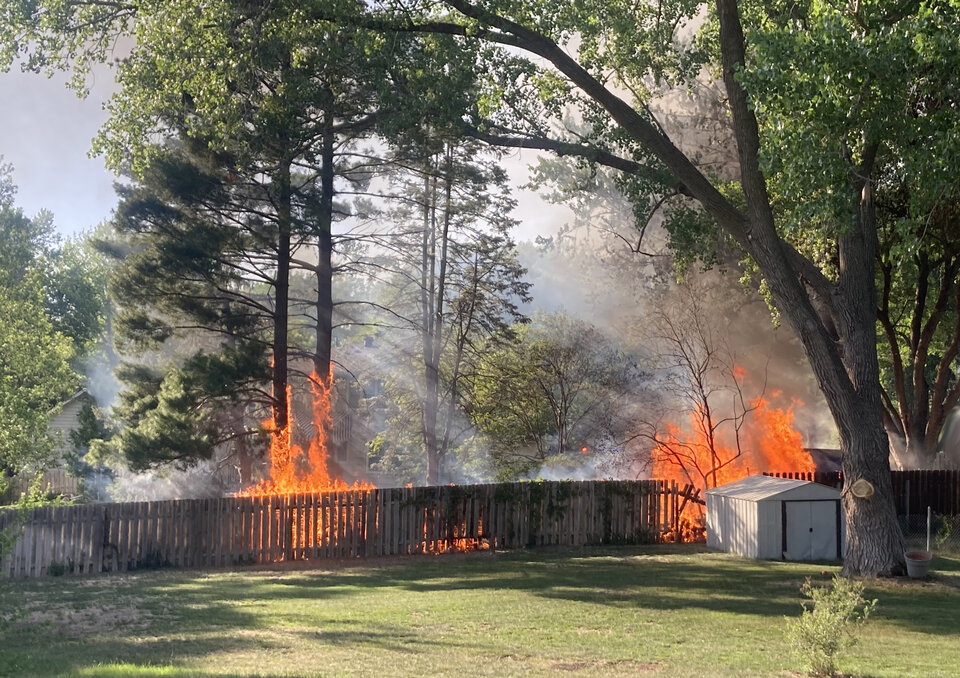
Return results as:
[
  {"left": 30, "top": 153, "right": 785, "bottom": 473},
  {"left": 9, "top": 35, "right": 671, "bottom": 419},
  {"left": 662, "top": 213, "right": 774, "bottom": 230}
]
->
[{"left": 0, "top": 480, "right": 694, "bottom": 578}]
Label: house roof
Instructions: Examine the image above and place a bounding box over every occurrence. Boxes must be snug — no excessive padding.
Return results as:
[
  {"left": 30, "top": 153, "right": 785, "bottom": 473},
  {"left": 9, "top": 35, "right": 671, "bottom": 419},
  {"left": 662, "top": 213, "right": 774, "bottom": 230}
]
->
[
  {"left": 47, "top": 389, "right": 93, "bottom": 416},
  {"left": 807, "top": 448, "right": 842, "bottom": 473},
  {"left": 705, "top": 474, "right": 841, "bottom": 501},
  {"left": 61, "top": 389, "right": 93, "bottom": 406}
]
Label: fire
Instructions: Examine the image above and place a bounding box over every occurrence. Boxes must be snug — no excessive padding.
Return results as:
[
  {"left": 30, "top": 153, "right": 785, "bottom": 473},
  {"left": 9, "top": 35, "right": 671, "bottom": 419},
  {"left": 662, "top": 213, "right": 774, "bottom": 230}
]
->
[
  {"left": 747, "top": 394, "right": 814, "bottom": 472},
  {"left": 652, "top": 390, "right": 815, "bottom": 493},
  {"left": 662, "top": 515, "right": 706, "bottom": 544},
  {"left": 434, "top": 538, "right": 491, "bottom": 554},
  {"left": 237, "top": 369, "right": 372, "bottom": 497}
]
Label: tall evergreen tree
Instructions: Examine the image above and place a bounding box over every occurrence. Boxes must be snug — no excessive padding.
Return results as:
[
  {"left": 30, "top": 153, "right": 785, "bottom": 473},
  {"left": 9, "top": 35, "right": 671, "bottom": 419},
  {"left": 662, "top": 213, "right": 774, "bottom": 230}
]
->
[{"left": 88, "top": 4, "right": 434, "bottom": 478}]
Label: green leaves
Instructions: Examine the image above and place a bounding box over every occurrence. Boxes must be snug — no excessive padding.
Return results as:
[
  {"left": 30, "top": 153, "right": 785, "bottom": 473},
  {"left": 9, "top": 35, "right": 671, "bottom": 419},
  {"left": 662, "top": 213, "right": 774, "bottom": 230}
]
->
[
  {"left": 0, "top": 257, "right": 76, "bottom": 478},
  {"left": 788, "top": 575, "right": 877, "bottom": 677},
  {"left": 740, "top": 0, "right": 960, "bottom": 239},
  {"left": 469, "top": 313, "right": 635, "bottom": 479},
  {"left": 0, "top": 179, "right": 79, "bottom": 479},
  {"left": 102, "top": 342, "right": 269, "bottom": 471}
]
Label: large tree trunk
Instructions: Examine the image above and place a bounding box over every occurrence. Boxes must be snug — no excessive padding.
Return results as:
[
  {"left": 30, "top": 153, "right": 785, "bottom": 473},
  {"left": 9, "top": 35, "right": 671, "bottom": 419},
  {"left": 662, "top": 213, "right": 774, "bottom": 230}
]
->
[
  {"left": 838, "top": 397, "right": 902, "bottom": 573},
  {"left": 715, "top": 0, "right": 903, "bottom": 575},
  {"left": 272, "top": 159, "right": 292, "bottom": 436},
  {"left": 833, "top": 193, "right": 904, "bottom": 574},
  {"left": 315, "top": 112, "right": 335, "bottom": 390},
  {"left": 904, "top": 428, "right": 935, "bottom": 467}
]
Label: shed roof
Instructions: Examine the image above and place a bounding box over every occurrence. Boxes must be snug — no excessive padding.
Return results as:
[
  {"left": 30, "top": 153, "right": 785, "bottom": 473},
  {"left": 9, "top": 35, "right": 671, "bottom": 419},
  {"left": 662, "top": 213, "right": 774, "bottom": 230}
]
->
[{"left": 705, "top": 474, "right": 841, "bottom": 501}]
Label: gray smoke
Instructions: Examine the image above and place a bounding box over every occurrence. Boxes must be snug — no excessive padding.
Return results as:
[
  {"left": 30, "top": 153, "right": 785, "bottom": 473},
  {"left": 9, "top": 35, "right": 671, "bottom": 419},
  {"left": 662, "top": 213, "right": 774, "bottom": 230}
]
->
[{"left": 106, "top": 462, "right": 229, "bottom": 502}]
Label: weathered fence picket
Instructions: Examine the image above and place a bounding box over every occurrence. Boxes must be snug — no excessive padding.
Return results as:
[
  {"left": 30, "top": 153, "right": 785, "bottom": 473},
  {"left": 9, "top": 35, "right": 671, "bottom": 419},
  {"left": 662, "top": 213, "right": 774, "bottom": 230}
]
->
[{"left": 1, "top": 479, "right": 693, "bottom": 579}]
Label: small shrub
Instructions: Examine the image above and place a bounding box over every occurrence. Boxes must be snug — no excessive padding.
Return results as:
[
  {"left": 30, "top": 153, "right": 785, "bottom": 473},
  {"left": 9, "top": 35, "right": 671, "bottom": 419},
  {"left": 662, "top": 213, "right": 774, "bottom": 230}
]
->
[
  {"left": 787, "top": 575, "right": 877, "bottom": 677},
  {"left": 934, "top": 514, "right": 960, "bottom": 552}
]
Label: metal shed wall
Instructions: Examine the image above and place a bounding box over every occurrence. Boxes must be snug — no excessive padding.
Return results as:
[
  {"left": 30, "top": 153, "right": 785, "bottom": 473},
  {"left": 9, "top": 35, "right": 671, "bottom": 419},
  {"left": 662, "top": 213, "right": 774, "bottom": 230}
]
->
[
  {"left": 706, "top": 475, "right": 843, "bottom": 561},
  {"left": 706, "top": 493, "right": 760, "bottom": 558}
]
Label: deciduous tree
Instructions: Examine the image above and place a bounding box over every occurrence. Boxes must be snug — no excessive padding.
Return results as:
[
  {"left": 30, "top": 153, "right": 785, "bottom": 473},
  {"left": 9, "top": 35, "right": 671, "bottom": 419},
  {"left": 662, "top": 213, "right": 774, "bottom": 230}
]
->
[
  {"left": 0, "top": 168, "right": 77, "bottom": 488},
  {"left": 875, "top": 179, "right": 960, "bottom": 469},
  {"left": 471, "top": 313, "right": 637, "bottom": 479}
]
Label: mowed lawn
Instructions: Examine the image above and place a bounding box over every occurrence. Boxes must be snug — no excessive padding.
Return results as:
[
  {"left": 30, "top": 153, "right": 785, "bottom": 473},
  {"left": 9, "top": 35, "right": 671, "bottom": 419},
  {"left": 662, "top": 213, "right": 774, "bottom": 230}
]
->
[{"left": 2, "top": 545, "right": 959, "bottom": 678}]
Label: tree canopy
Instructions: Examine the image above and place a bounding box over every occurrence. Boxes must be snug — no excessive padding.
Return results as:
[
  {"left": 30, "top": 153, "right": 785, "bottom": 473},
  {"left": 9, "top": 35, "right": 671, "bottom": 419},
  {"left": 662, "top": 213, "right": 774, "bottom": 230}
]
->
[
  {"left": 0, "top": 167, "right": 77, "bottom": 485},
  {"left": 5, "top": 0, "right": 960, "bottom": 574},
  {"left": 470, "top": 313, "right": 637, "bottom": 479}
]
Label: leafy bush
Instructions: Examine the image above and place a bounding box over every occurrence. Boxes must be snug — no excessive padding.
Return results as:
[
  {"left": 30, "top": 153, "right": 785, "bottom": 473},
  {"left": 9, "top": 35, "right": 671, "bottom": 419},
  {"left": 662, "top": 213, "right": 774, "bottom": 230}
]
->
[
  {"left": 934, "top": 514, "right": 960, "bottom": 552},
  {"left": 787, "top": 575, "right": 877, "bottom": 677}
]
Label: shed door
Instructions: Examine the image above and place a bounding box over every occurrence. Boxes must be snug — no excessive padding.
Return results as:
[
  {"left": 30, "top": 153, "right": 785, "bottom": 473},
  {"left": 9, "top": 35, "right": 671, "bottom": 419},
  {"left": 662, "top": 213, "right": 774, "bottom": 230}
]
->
[{"left": 783, "top": 501, "right": 839, "bottom": 561}]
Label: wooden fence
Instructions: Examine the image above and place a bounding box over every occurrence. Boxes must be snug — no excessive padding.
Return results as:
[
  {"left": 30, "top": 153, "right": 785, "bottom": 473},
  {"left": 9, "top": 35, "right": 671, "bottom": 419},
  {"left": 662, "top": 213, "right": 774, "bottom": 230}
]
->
[
  {"left": 765, "top": 470, "right": 960, "bottom": 516},
  {"left": 0, "top": 480, "right": 697, "bottom": 579},
  {"left": 6, "top": 468, "right": 79, "bottom": 500}
]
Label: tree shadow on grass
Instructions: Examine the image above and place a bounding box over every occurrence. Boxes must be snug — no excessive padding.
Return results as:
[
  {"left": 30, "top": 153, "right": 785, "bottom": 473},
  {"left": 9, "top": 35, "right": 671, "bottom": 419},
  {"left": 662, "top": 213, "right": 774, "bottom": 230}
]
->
[
  {"left": 294, "top": 546, "right": 814, "bottom": 618},
  {"left": 7, "top": 543, "right": 959, "bottom": 678},
  {"left": 0, "top": 615, "right": 459, "bottom": 678},
  {"left": 294, "top": 620, "right": 447, "bottom": 654},
  {"left": 1, "top": 567, "right": 464, "bottom": 678},
  {"left": 123, "top": 546, "right": 807, "bottom": 632},
  {"left": 250, "top": 545, "right": 960, "bottom": 637}
]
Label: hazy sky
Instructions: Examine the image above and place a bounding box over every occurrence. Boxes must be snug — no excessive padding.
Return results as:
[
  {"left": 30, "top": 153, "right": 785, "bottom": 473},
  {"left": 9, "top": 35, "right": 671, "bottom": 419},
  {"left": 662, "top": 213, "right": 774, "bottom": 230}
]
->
[
  {"left": 0, "top": 67, "right": 118, "bottom": 238},
  {"left": 0, "top": 67, "right": 571, "bottom": 242}
]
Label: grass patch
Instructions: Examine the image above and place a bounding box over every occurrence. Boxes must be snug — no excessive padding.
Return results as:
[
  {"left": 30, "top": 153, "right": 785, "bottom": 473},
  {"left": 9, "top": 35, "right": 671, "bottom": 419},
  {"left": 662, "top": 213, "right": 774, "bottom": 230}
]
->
[{"left": 1, "top": 545, "right": 959, "bottom": 677}]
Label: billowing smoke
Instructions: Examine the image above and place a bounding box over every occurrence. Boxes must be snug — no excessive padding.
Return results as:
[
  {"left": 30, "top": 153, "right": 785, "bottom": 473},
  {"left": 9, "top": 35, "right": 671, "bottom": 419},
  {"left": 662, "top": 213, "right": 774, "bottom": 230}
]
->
[{"left": 83, "top": 364, "right": 121, "bottom": 413}]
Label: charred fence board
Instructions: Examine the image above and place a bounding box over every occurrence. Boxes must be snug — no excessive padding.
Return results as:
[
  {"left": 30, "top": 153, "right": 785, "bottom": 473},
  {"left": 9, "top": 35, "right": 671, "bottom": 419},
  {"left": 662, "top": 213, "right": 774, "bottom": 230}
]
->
[{"left": 0, "top": 479, "right": 692, "bottom": 579}]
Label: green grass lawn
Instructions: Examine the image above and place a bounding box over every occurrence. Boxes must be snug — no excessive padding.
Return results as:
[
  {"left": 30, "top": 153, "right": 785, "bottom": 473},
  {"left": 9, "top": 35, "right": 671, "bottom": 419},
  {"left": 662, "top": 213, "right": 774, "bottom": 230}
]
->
[{"left": 1, "top": 545, "right": 959, "bottom": 678}]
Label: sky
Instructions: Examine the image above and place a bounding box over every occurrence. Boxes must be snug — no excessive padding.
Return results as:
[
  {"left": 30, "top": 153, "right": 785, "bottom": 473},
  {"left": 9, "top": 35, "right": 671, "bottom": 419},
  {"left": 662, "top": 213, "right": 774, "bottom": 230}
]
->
[
  {"left": 0, "top": 66, "right": 572, "bottom": 242},
  {"left": 0, "top": 67, "right": 118, "bottom": 238}
]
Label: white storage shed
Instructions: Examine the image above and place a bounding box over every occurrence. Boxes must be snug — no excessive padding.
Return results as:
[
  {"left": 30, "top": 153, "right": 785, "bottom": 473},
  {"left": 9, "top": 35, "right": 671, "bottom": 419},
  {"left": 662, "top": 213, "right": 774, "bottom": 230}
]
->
[{"left": 706, "top": 475, "right": 844, "bottom": 561}]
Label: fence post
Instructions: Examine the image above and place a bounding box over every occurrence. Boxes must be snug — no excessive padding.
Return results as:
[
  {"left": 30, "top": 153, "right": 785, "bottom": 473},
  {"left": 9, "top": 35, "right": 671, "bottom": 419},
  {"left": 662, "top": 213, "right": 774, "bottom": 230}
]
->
[{"left": 905, "top": 480, "right": 910, "bottom": 527}]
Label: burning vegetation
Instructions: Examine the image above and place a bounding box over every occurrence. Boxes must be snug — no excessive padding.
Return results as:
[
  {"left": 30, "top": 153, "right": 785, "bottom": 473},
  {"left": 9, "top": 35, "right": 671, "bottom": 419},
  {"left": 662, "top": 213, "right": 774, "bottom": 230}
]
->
[
  {"left": 645, "top": 369, "right": 817, "bottom": 543},
  {"left": 237, "top": 370, "right": 372, "bottom": 497},
  {"left": 652, "top": 391, "right": 814, "bottom": 492}
]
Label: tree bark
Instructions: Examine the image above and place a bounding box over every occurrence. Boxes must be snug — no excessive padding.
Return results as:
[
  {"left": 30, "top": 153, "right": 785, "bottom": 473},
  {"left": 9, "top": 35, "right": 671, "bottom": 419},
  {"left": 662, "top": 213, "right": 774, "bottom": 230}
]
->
[
  {"left": 714, "top": 0, "right": 903, "bottom": 575},
  {"left": 315, "top": 109, "right": 336, "bottom": 390},
  {"left": 272, "top": 159, "right": 292, "bottom": 436}
]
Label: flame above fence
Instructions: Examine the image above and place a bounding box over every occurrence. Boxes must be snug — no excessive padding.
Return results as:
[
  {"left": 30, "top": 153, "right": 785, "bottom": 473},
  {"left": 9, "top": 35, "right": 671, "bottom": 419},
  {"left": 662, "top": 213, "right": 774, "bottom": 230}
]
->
[
  {"left": 238, "top": 369, "right": 372, "bottom": 497},
  {"left": 653, "top": 392, "right": 815, "bottom": 492}
]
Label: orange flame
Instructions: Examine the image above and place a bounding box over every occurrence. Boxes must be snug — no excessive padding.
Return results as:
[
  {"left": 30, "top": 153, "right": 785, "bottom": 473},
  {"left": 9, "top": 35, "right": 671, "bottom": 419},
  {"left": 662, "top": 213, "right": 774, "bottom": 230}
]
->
[
  {"left": 652, "top": 388, "right": 814, "bottom": 493},
  {"left": 237, "top": 369, "right": 372, "bottom": 497}
]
